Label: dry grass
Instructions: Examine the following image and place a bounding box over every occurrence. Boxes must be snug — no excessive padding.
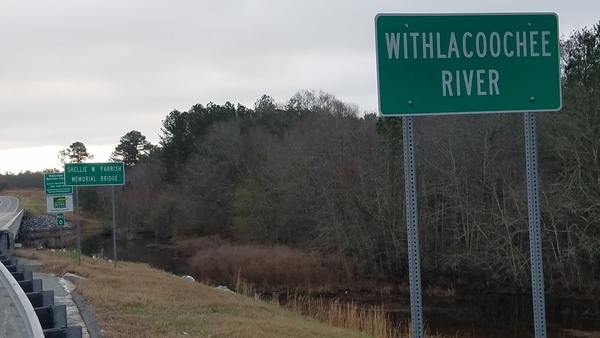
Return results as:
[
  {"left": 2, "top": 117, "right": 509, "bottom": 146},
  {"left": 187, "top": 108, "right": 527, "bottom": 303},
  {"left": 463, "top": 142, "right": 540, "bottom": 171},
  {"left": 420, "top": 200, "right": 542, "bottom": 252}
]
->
[
  {"left": 280, "top": 294, "right": 450, "bottom": 338},
  {"left": 14, "top": 248, "right": 374, "bottom": 338},
  {"left": 284, "top": 295, "right": 405, "bottom": 338},
  {"left": 7, "top": 189, "right": 47, "bottom": 215},
  {"left": 176, "top": 238, "right": 453, "bottom": 337},
  {"left": 178, "top": 238, "right": 355, "bottom": 293}
]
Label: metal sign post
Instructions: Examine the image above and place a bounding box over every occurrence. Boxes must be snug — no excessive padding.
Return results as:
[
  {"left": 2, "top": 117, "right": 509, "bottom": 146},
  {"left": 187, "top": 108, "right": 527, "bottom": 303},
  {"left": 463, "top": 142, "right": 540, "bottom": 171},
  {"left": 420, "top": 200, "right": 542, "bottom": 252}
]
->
[
  {"left": 375, "top": 13, "right": 559, "bottom": 337},
  {"left": 76, "top": 187, "right": 81, "bottom": 266},
  {"left": 524, "top": 112, "right": 547, "bottom": 338},
  {"left": 112, "top": 186, "right": 117, "bottom": 268},
  {"left": 43, "top": 172, "right": 73, "bottom": 249},
  {"left": 403, "top": 116, "right": 423, "bottom": 337},
  {"left": 64, "top": 162, "right": 125, "bottom": 267}
]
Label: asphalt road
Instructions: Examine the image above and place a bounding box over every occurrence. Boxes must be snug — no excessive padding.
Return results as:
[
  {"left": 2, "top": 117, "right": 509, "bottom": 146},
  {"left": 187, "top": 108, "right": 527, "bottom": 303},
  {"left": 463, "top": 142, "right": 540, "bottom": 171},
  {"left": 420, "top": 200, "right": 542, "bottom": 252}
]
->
[
  {"left": 0, "top": 196, "right": 19, "bottom": 228},
  {"left": 0, "top": 196, "right": 19, "bottom": 213}
]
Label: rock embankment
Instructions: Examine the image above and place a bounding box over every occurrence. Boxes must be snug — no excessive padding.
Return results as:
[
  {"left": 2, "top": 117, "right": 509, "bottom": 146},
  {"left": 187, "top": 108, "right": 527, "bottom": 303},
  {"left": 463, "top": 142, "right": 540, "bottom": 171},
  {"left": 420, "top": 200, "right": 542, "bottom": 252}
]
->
[{"left": 20, "top": 215, "right": 70, "bottom": 231}]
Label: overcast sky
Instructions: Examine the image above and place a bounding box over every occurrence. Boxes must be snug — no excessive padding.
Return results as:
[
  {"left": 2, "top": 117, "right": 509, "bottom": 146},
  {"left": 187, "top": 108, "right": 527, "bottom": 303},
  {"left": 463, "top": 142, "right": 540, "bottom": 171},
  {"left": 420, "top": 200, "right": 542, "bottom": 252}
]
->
[{"left": 1, "top": 1, "right": 598, "bottom": 174}]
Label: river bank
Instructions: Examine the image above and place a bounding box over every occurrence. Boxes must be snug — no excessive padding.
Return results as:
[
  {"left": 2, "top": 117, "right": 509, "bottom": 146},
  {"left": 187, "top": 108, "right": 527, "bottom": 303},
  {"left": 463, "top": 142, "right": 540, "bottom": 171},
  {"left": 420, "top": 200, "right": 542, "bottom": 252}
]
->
[
  {"left": 68, "top": 235, "right": 600, "bottom": 337},
  {"left": 14, "top": 248, "right": 385, "bottom": 338},
  {"left": 15, "top": 209, "right": 600, "bottom": 337}
]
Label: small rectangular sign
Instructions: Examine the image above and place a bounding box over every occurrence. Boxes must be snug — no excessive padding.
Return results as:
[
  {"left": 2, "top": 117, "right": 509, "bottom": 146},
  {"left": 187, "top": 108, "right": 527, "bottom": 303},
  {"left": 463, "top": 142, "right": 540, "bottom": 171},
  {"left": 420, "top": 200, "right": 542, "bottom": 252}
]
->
[
  {"left": 56, "top": 213, "right": 65, "bottom": 227},
  {"left": 46, "top": 195, "right": 74, "bottom": 213},
  {"left": 44, "top": 173, "right": 73, "bottom": 195},
  {"left": 375, "top": 13, "right": 561, "bottom": 115},
  {"left": 64, "top": 162, "right": 125, "bottom": 186}
]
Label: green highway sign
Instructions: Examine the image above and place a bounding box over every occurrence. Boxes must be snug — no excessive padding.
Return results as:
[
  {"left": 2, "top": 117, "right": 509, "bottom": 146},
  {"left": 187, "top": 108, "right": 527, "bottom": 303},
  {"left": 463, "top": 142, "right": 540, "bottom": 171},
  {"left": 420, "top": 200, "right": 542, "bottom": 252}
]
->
[
  {"left": 375, "top": 13, "right": 561, "bottom": 116},
  {"left": 56, "top": 213, "right": 65, "bottom": 227},
  {"left": 44, "top": 173, "right": 73, "bottom": 195},
  {"left": 64, "top": 162, "right": 125, "bottom": 186}
]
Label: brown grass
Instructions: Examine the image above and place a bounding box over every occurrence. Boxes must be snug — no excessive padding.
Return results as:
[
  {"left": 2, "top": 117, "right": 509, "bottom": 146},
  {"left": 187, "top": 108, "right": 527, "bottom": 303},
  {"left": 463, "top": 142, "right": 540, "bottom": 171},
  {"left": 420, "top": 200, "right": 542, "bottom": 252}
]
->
[
  {"left": 284, "top": 295, "right": 405, "bottom": 338},
  {"left": 281, "top": 294, "right": 450, "bottom": 338},
  {"left": 178, "top": 238, "right": 355, "bottom": 293},
  {"left": 14, "top": 248, "right": 374, "bottom": 338},
  {"left": 178, "top": 239, "right": 451, "bottom": 338}
]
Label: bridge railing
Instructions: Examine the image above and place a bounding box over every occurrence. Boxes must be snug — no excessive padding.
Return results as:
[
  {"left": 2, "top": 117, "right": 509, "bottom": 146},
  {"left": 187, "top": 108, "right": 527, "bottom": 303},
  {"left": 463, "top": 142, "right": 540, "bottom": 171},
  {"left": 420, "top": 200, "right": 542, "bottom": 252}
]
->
[
  {"left": 0, "top": 209, "right": 24, "bottom": 247},
  {"left": 1, "top": 231, "right": 45, "bottom": 337}
]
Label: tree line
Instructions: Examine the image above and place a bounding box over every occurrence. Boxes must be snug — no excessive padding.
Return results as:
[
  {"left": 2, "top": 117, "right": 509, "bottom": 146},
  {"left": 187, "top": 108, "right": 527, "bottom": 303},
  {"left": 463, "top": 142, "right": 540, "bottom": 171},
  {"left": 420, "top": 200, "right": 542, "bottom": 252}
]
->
[{"left": 4, "top": 23, "right": 600, "bottom": 293}]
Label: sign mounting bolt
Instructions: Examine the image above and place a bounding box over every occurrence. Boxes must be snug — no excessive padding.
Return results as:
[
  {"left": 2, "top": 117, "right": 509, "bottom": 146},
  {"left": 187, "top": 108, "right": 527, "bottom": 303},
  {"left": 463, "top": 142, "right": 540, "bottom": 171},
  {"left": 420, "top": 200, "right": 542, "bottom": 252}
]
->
[
  {"left": 404, "top": 23, "right": 409, "bottom": 28},
  {"left": 529, "top": 96, "right": 535, "bottom": 102},
  {"left": 408, "top": 100, "right": 413, "bottom": 105}
]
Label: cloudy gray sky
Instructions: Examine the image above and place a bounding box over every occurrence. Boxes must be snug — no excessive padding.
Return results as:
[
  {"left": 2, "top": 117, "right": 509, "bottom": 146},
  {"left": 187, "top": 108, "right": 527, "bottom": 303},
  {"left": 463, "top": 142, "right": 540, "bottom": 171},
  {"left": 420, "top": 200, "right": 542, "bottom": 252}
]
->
[{"left": 1, "top": 1, "right": 598, "bottom": 173}]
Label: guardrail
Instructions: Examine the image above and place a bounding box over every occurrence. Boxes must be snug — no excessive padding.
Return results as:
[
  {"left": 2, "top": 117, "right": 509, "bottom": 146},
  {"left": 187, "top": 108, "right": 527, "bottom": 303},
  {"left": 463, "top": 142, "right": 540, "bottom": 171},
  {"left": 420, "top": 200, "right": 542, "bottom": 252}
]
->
[
  {"left": 1, "top": 231, "right": 45, "bottom": 337},
  {"left": 2, "top": 229, "right": 83, "bottom": 338}
]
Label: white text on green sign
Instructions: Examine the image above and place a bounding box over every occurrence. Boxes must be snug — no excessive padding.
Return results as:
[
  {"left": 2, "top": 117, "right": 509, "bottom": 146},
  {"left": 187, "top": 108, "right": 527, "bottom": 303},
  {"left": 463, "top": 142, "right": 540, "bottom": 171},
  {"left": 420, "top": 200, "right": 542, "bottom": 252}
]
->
[
  {"left": 56, "top": 213, "right": 65, "bottom": 227},
  {"left": 44, "top": 173, "right": 73, "bottom": 195},
  {"left": 375, "top": 13, "right": 561, "bottom": 115},
  {"left": 64, "top": 162, "right": 125, "bottom": 186}
]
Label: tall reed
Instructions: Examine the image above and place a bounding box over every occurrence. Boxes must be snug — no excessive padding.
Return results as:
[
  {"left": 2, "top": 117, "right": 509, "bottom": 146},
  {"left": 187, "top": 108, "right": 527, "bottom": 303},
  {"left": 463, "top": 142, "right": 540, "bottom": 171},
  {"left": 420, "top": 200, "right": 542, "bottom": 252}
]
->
[
  {"left": 234, "top": 279, "right": 453, "bottom": 338},
  {"left": 285, "top": 294, "right": 405, "bottom": 338}
]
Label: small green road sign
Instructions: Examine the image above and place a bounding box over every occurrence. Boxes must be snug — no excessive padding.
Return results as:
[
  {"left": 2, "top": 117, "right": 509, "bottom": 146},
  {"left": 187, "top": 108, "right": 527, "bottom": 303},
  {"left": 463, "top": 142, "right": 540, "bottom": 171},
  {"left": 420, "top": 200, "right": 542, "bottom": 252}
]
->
[
  {"left": 375, "top": 13, "right": 561, "bottom": 116},
  {"left": 56, "top": 213, "right": 65, "bottom": 227},
  {"left": 44, "top": 173, "right": 73, "bottom": 195},
  {"left": 64, "top": 162, "right": 125, "bottom": 186}
]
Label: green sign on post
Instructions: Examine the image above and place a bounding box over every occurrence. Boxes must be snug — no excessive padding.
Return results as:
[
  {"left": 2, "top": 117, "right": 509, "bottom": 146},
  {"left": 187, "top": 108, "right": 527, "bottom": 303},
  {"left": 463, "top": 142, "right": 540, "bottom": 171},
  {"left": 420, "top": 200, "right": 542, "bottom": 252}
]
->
[
  {"left": 64, "top": 162, "right": 125, "bottom": 186},
  {"left": 56, "top": 213, "right": 65, "bottom": 227},
  {"left": 375, "top": 13, "right": 561, "bottom": 115},
  {"left": 44, "top": 173, "right": 73, "bottom": 195}
]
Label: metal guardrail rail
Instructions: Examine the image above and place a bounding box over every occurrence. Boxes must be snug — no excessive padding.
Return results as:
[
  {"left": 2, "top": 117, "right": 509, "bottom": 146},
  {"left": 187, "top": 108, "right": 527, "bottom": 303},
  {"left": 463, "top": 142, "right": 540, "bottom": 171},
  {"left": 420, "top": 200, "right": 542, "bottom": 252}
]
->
[
  {"left": 1, "top": 231, "right": 45, "bottom": 337},
  {"left": 1, "top": 201, "right": 83, "bottom": 338}
]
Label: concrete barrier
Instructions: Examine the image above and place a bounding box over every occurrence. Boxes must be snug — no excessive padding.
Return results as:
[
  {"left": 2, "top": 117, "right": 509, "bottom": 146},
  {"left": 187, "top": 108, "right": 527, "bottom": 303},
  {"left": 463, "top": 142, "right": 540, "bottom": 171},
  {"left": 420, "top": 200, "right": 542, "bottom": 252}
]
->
[{"left": 0, "top": 209, "right": 24, "bottom": 246}]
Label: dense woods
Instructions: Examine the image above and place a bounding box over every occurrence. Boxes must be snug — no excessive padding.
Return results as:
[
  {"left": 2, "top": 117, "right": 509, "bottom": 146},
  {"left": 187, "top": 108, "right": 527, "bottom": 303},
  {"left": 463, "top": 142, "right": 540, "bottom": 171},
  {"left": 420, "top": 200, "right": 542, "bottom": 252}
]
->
[{"left": 3, "top": 23, "right": 600, "bottom": 294}]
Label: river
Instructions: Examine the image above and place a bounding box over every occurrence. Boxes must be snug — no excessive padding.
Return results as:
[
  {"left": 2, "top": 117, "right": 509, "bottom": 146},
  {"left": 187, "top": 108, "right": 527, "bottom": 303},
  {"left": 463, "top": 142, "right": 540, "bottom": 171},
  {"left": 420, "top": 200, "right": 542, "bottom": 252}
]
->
[{"left": 76, "top": 236, "right": 600, "bottom": 337}]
